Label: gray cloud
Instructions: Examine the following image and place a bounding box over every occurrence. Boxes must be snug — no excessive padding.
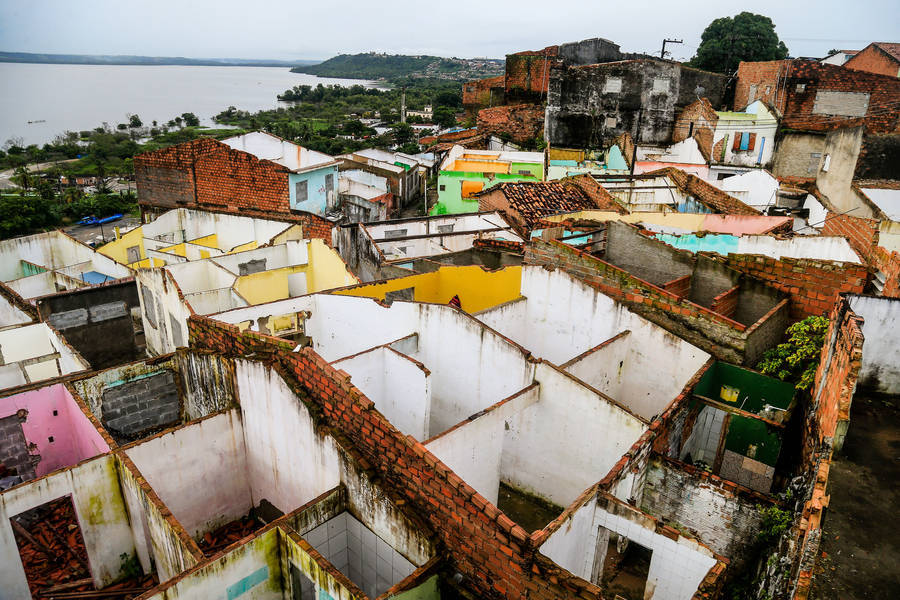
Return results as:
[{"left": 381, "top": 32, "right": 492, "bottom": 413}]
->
[{"left": 1, "top": 0, "right": 896, "bottom": 62}]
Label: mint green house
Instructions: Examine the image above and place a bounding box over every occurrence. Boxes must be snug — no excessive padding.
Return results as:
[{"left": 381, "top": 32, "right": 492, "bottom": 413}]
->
[{"left": 430, "top": 146, "right": 544, "bottom": 215}]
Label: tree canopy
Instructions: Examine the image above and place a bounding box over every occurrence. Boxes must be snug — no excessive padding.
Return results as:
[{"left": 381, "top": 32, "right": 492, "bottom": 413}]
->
[{"left": 688, "top": 12, "right": 788, "bottom": 75}]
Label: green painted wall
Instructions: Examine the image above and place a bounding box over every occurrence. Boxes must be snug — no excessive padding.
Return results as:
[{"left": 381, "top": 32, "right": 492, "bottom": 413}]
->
[
  {"left": 694, "top": 362, "right": 795, "bottom": 414},
  {"left": 724, "top": 415, "right": 782, "bottom": 465},
  {"left": 388, "top": 574, "right": 440, "bottom": 599}
]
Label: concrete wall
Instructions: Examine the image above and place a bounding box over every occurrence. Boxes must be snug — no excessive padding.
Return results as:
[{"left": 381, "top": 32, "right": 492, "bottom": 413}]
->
[
  {"left": 0, "top": 323, "right": 89, "bottom": 391},
  {"left": 175, "top": 350, "right": 237, "bottom": 421},
  {"left": 0, "top": 454, "right": 139, "bottom": 596},
  {"left": 848, "top": 295, "right": 900, "bottom": 394},
  {"left": 124, "top": 410, "right": 252, "bottom": 539},
  {"left": 0, "top": 293, "right": 34, "bottom": 329},
  {"left": 772, "top": 132, "right": 826, "bottom": 179},
  {"left": 816, "top": 126, "right": 867, "bottom": 216},
  {"left": 605, "top": 220, "right": 694, "bottom": 286},
  {"left": 332, "top": 345, "right": 431, "bottom": 440},
  {"left": 141, "top": 527, "right": 282, "bottom": 600},
  {"left": 0, "top": 383, "right": 109, "bottom": 480},
  {"left": 475, "top": 266, "right": 709, "bottom": 417}
]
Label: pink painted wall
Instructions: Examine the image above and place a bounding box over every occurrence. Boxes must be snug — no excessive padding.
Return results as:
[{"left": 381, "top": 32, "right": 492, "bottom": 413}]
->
[
  {"left": 635, "top": 162, "right": 710, "bottom": 179},
  {"left": 1, "top": 383, "right": 110, "bottom": 476}
]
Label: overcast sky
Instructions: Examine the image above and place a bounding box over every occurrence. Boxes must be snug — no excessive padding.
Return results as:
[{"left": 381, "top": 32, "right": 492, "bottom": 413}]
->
[{"left": 1, "top": 1, "right": 896, "bottom": 62}]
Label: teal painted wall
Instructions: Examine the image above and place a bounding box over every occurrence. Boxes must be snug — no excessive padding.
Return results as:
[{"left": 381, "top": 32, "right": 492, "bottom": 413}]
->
[{"left": 656, "top": 233, "right": 740, "bottom": 255}]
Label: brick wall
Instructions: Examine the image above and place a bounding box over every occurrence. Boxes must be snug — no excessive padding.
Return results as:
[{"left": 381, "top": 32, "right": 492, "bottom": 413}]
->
[
  {"left": 0, "top": 414, "right": 35, "bottom": 481},
  {"left": 660, "top": 274, "right": 692, "bottom": 298},
  {"left": 187, "top": 315, "right": 603, "bottom": 600},
  {"left": 735, "top": 60, "right": 900, "bottom": 134},
  {"left": 504, "top": 48, "right": 560, "bottom": 99},
  {"left": 136, "top": 138, "right": 334, "bottom": 244},
  {"left": 673, "top": 98, "right": 718, "bottom": 160},
  {"left": 821, "top": 212, "right": 879, "bottom": 260},
  {"left": 722, "top": 253, "right": 867, "bottom": 319},
  {"left": 871, "top": 245, "right": 900, "bottom": 297},
  {"left": 844, "top": 44, "right": 900, "bottom": 78},
  {"left": 662, "top": 168, "right": 760, "bottom": 215},
  {"left": 710, "top": 286, "right": 740, "bottom": 320},
  {"left": 790, "top": 296, "right": 864, "bottom": 599},
  {"left": 462, "top": 75, "right": 505, "bottom": 112},
  {"left": 476, "top": 104, "right": 545, "bottom": 144}
]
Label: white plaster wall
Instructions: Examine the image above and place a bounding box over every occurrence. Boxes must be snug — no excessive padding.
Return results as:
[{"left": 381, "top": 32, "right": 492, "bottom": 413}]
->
[
  {"left": 364, "top": 211, "right": 513, "bottom": 239},
  {"left": 715, "top": 170, "right": 778, "bottom": 210},
  {"left": 413, "top": 303, "right": 534, "bottom": 436},
  {"left": 538, "top": 497, "right": 600, "bottom": 579},
  {"left": 502, "top": 363, "right": 648, "bottom": 507},
  {"left": 211, "top": 241, "right": 307, "bottom": 275},
  {"left": 425, "top": 385, "right": 539, "bottom": 505},
  {"left": 848, "top": 295, "right": 900, "bottom": 394},
  {"left": 478, "top": 267, "right": 709, "bottom": 420},
  {"left": 3, "top": 271, "right": 60, "bottom": 298},
  {"left": 0, "top": 294, "right": 33, "bottom": 328},
  {"left": 539, "top": 500, "right": 717, "bottom": 600},
  {"left": 563, "top": 334, "right": 632, "bottom": 400},
  {"left": 211, "top": 294, "right": 318, "bottom": 331},
  {"left": 235, "top": 360, "right": 341, "bottom": 515},
  {"left": 185, "top": 288, "right": 247, "bottom": 316},
  {"left": 639, "top": 138, "right": 707, "bottom": 165},
  {"left": 0, "top": 231, "right": 96, "bottom": 281},
  {"left": 306, "top": 295, "right": 417, "bottom": 361},
  {"left": 137, "top": 269, "right": 192, "bottom": 356},
  {"left": 124, "top": 410, "right": 253, "bottom": 538},
  {"left": 167, "top": 261, "right": 235, "bottom": 294},
  {"left": 736, "top": 236, "right": 861, "bottom": 263},
  {"left": 0, "top": 455, "right": 137, "bottom": 597},
  {"left": 332, "top": 346, "right": 431, "bottom": 440}
]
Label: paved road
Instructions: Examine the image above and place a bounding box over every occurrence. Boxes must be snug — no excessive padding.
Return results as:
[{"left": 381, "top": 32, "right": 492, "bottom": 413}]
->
[
  {"left": 0, "top": 159, "right": 79, "bottom": 190},
  {"left": 64, "top": 216, "right": 141, "bottom": 247}
]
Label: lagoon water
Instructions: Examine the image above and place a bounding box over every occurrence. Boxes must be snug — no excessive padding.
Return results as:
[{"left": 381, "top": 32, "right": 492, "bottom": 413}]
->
[{"left": 0, "top": 63, "right": 374, "bottom": 146}]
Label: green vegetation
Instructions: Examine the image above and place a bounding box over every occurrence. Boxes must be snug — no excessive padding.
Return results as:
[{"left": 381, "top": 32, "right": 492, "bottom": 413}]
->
[
  {"left": 219, "top": 81, "right": 461, "bottom": 155},
  {"left": 290, "top": 52, "right": 502, "bottom": 84},
  {"left": 756, "top": 316, "right": 829, "bottom": 391},
  {"left": 688, "top": 12, "right": 789, "bottom": 74},
  {"left": 0, "top": 116, "right": 247, "bottom": 239}
]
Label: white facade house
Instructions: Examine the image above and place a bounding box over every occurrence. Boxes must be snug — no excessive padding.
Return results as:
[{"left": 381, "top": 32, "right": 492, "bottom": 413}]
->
[{"left": 711, "top": 101, "right": 778, "bottom": 168}]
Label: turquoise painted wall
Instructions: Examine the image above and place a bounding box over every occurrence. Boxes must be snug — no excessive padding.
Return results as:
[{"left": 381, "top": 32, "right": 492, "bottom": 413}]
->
[
  {"left": 655, "top": 233, "right": 741, "bottom": 255},
  {"left": 289, "top": 165, "right": 339, "bottom": 215}
]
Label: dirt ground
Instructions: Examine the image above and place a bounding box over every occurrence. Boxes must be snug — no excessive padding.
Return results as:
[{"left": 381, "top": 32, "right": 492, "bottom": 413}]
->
[{"left": 810, "top": 394, "right": 900, "bottom": 599}]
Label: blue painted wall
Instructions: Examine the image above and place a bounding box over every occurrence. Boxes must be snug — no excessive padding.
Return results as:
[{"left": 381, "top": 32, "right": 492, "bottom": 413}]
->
[{"left": 289, "top": 165, "right": 339, "bottom": 215}]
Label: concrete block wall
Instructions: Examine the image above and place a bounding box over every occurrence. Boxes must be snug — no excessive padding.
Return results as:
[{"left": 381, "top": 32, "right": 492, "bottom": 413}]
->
[
  {"left": 101, "top": 372, "right": 180, "bottom": 438},
  {"left": 640, "top": 456, "right": 768, "bottom": 565},
  {"left": 0, "top": 414, "right": 34, "bottom": 481},
  {"left": 186, "top": 315, "right": 605, "bottom": 600}
]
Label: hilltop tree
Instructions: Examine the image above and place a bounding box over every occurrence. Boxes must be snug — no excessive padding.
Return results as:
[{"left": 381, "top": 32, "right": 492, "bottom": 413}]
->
[{"left": 688, "top": 12, "right": 788, "bottom": 75}]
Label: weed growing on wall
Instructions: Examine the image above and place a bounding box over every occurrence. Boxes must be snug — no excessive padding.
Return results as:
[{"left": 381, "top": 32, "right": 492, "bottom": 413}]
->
[{"left": 756, "top": 316, "right": 828, "bottom": 390}]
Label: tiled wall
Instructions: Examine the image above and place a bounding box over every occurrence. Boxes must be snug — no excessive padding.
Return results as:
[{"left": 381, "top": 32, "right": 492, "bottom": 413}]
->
[
  {"left": 679, "top": 405, "right": 724, "bottom": 466},
  {"left": 304, "top": 511, "right": 415, "bottom": 598}
]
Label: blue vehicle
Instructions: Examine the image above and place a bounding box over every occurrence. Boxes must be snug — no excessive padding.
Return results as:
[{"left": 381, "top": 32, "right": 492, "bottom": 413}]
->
[{"left": 79, "top": 213, "right": 123, "bottom": 226}]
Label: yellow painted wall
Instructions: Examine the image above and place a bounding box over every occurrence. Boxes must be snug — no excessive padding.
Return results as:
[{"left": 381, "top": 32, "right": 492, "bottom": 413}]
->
[
  {"left": 158, "top": 242, "right": 187, "bottom": 258},
  {"left": 307, "top": 239, "right": 358, "bottom": 292},
  {"left": 229, "top": 240, "right": 258, "bottom": 255},
  {"left": 234, "top": 267, "right": 296, "bottom": 305},
  {"left": 270, "top": 224, "right": 305, "bottom": 245},
  {"left": 333, "top": 265, "right": 522, "bottom": 313},
  {"left": 98, "top": 226, "right": 146, "bottom": 265},
  {"left": 548, "top": 148, "right": 585, "bottom": 162},
  {"left": 189, "top": 233, "right": 218, "bottom": 248},
  {"left": 452, "top": 159, "right": 510, "bottom": 174}
]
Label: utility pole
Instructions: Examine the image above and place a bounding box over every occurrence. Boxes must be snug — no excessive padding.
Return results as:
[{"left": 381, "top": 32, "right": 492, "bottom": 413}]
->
[
  {"left": 628, "top": 109, "right": 642, "bottom": 207},
  {"left": 400, "top": 87, "right": 407, "bottom": 124},
  {"left": 660, "top": 38, "right": 683, "bottom": 60}
]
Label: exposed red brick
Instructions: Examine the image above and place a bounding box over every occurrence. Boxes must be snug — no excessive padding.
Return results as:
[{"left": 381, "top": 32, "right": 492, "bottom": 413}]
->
[
  {"left": 844, "top": 43, "right": 900, "bottom": 78},
  {"left": 476, "top": 104, "right": 545, "bottom": 144}
]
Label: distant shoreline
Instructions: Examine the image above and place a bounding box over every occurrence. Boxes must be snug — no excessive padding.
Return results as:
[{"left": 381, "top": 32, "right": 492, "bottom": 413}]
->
[{"left": 0, "top": 51, "right": 320, "bottom": 68}]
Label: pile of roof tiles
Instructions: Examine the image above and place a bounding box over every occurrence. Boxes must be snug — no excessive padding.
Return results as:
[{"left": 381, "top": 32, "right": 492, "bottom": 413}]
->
[
  {"left": 197, "top": 515, "right": 261, "bottom": 557},
  {"left": 12, "top": 497, "right": 156, "bottom": 598}
]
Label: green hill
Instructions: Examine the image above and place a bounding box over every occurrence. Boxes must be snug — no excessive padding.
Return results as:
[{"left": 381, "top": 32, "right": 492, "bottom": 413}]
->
[{"left": 291, "top": 52, "right": 503, "bottom": 82}]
